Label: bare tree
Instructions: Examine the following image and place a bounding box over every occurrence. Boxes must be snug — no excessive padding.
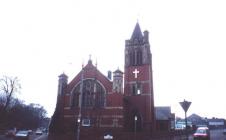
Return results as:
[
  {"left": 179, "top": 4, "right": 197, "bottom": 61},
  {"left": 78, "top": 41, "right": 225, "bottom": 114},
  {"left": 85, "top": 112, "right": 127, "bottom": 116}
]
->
[{"left": 0, "top": 76, "right": 21, "bottom": 113}]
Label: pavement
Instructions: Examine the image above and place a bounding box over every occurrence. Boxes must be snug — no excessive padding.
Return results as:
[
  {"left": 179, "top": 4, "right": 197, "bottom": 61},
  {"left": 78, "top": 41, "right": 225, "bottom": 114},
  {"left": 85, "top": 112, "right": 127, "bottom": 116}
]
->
[{"left": 34, "top": 134, "right": 48, "bottom": 140}]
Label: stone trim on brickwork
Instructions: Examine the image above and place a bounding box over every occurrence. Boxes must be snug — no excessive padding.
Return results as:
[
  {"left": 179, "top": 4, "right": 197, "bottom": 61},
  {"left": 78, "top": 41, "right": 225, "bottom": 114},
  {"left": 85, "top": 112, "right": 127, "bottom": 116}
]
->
[
  {"left": 101, "top": 115, "right": 123, "bottom": 118},
  {"left": 99, "top": 124, "right": 123, "bottom": 128},
  {"left": 104, "top": 107, "right": 123, "bottom": 109},
  {"left": 63, "top": 114, "right": 123, "bottom": 118},
  {"left": 64, "top": 115, "right": 74, "bottom": 118},
  {"left": 64, "top": 107, "right": 70, "bottom": 110}
]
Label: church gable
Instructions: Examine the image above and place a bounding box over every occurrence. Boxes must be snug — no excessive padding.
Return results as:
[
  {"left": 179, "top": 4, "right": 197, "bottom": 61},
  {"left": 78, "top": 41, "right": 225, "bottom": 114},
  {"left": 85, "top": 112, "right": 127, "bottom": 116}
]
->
[
  {"left": 59, "top": 59, "right": 124, "bottom": 131},
  {"left": 67, "top": 60, "right": 112, "bottom": 94},
  {"left": 64, "top": 60, "right": 115, "bottom": 108}
]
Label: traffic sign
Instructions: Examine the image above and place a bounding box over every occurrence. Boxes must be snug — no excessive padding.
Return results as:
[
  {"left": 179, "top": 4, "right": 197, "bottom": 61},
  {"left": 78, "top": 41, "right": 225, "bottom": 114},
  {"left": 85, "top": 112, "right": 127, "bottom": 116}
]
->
[{"left": 179, "top": 99, "right": 191, "bottom": 113}]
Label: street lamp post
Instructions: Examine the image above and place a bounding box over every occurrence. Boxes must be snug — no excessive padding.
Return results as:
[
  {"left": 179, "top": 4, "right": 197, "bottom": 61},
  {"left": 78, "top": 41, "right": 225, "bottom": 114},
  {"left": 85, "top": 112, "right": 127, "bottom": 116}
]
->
[
  {"left": 179, "top": 99, "right": 192, "bottom": 140},
  {"left": 76, "top": 68, "right": 84, "bottom": 140},
  {"left": 134, "top": 116, "right": 137, "bottom": 140},
  {"left": 76, "top": 118, "right": 81, "bottom": 140}
]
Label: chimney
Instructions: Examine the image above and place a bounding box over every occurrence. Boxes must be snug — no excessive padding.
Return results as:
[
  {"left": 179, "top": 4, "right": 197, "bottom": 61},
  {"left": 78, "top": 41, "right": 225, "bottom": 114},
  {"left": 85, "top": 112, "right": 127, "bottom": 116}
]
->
[
  {"left": 107, "top": 71, "right": 112, "bottom": 80},
  {"left": 143, "top": 30, "right": 149, "bottom": 43}
]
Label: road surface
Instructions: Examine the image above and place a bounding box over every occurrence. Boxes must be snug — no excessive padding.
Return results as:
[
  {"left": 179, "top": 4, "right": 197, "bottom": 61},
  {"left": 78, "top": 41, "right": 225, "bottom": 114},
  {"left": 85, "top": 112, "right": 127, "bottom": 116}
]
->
[
  {"left": 0, "top": 133, "right": 47, "bottom": 140},
  {"left": 0, "top": 129, "right": 226, "bottom": 140}
]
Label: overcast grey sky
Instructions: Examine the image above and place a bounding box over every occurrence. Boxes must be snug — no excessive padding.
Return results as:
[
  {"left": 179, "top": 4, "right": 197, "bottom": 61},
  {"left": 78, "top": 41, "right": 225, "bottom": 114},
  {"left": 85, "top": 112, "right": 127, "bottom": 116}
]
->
[{"left": 1, "top": 0, "right": 226, "bottom": 118}]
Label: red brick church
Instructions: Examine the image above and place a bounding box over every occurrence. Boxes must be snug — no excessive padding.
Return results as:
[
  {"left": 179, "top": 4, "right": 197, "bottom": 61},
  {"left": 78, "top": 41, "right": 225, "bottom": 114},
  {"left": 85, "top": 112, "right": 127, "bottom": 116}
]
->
[{"left": 49, "top": 23, "right": 159, "bottom": 139}]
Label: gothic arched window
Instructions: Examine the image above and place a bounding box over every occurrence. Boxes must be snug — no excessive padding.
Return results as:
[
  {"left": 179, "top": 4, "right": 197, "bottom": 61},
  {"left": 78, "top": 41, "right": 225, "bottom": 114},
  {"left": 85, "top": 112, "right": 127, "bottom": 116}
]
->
[
  {"left": 129, "top": 49, "right": 142, "bottom": 66},
  {"left": 129, "top": 51, "right": 134, "bottom": 66},
  {"left": 131, "top": 82, "right": 142, "bottom": 95},
  {"left": 137, "top": 50, "right": 142, "bottom": 65},
  {"left": 71, "top": 79, "right": 106, "bottom": 108}
]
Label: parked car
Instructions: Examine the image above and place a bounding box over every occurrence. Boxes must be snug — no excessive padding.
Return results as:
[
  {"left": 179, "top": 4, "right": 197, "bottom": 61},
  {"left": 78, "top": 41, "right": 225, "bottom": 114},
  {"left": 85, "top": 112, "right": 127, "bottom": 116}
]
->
[
  {"left": 15, "top": 130, "right": 29, "bottom": 140},
  {"left": 42, "top": 128, "right": 48, "bottom": 133},
  {"left": 223, "top": 128, "right": 226, "bottom": 135},
  {"left": 27, "top": 130, "right": 33, "bottom": 134},
  {"left": 35, "top": 129, "right": 42, "bottom": 135},
  {"left": 193, "top": 127, "right": 210, "bottom": 140},
  {"left": 5, "top": 129, "right": 16, "bottom": 137}
]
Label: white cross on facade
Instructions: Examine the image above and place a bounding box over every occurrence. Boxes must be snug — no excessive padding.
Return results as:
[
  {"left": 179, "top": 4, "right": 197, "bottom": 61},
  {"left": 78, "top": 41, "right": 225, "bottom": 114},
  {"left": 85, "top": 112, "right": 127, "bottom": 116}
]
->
[{"left": 133, "top": 68, "right": 139, "bottom": 78}]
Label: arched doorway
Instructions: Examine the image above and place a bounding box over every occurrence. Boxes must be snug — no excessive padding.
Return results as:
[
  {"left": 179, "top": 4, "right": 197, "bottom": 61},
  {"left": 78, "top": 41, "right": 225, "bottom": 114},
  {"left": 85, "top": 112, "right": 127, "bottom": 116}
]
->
[{"left": 131, "top": 110, "right": 142, "bottom": 132}]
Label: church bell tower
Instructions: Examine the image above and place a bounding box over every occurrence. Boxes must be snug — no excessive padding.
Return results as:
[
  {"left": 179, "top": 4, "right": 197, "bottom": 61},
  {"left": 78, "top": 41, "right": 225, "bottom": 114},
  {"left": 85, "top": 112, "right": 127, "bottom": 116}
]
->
[{"left": 124, "top": 22, "right": 155, "bottom": 133}]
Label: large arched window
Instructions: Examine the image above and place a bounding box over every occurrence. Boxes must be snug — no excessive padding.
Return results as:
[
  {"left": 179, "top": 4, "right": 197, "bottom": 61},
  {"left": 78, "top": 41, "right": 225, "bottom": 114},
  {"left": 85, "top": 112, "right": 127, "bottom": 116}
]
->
[{"left": 71, "top": 79, "right": 106, "bottom": 108}]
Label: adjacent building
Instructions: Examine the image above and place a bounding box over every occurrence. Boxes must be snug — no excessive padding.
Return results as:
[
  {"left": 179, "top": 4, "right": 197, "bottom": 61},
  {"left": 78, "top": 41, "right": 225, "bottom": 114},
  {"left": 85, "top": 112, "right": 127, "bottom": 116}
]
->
[{"left": 155, "top": 107, "right": 175, "bottom": 131}]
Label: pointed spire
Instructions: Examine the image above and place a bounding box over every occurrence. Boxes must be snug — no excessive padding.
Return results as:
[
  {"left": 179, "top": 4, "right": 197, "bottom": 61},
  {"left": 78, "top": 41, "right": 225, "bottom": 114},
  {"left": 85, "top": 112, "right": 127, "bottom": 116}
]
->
[
  {"left": 82, "top": 58, "right": 84, "bottom": 68},
  {"left": 131, "top": 22, "right": 143, "bottom": 41},
  {"left": 95, "top": 58, "right": 97, "bottom": 68},
  {"left": 88, "top": 54, "right": 92, "bottom": 64}
]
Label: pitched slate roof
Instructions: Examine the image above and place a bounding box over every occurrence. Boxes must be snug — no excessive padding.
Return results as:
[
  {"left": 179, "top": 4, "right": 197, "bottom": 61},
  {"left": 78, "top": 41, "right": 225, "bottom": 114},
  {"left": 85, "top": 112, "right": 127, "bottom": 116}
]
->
[{"left": 130, "top": 22, "right": 143, "bottom": 41}]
